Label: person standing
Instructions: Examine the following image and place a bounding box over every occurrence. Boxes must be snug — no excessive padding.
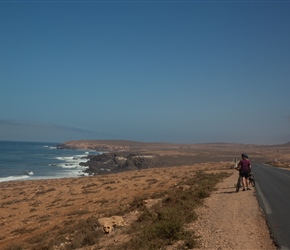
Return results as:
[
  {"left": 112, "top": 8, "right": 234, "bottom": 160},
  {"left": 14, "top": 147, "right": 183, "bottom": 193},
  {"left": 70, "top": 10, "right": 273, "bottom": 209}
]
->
[{"left": 236, "top": 153, "right": 252, "bottom": 191}]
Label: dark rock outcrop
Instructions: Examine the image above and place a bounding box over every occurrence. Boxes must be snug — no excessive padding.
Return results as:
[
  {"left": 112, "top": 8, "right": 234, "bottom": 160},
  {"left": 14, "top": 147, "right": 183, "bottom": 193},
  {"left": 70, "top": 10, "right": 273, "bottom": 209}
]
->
[
  {"left": 80, "top": 152, "right": 223, "bottom": 176},
  {"left": 81, "top": 153, "right": 155, "bottom": 175}
]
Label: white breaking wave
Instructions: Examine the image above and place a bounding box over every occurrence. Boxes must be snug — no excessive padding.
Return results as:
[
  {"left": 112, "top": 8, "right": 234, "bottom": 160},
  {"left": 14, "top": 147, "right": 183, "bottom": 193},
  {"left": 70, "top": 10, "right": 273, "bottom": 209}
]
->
[
  {"left": 43, "top": 145, "right": 57, "bottom": 149},
  {"left": 0, "top": 141, "right": 100, "bottom": 183},
  {"left": 55, "top": 163, "right": 88, "bottom": 169},
  {"left": 54, "top": 154, "right": 89, "bottom": 169},
  {"left": 0, "top": 175, "right": 30, "bottom": 182},
  {"left": 56, "top": 155, "right": 87, "bottom": 161}
]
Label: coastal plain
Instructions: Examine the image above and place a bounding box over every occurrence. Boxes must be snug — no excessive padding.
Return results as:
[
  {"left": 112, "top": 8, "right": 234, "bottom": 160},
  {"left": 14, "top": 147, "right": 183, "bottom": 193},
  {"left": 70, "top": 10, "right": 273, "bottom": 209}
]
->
[{"left": 1, "top": 140, "right": 289, "bottom": 249}]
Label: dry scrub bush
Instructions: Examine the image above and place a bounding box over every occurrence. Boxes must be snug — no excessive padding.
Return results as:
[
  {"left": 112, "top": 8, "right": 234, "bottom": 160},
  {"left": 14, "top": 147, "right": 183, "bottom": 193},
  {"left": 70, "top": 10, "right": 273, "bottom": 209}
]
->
[
  {"left": 114, "top": 171, "right": 230, "bottom": 250},
  {"left": 5, "top": 245, "right": 23, "bottom": 250},
  {"left": 24, "top": 216, "right": 102, "bottom": 250}
]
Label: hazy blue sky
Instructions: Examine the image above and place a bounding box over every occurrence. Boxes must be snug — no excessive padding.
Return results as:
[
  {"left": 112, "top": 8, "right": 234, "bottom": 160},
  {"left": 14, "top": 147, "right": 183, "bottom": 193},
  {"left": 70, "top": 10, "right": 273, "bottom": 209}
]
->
[{"left": 1, "top": 0, "right": 289, "bottom": 144}]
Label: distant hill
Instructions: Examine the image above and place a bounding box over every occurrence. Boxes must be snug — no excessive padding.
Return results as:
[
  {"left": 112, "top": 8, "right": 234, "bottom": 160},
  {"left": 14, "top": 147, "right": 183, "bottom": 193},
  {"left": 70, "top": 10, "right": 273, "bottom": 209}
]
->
[{"left": 56, "top": 140, "right": 183, "bottom": 151}]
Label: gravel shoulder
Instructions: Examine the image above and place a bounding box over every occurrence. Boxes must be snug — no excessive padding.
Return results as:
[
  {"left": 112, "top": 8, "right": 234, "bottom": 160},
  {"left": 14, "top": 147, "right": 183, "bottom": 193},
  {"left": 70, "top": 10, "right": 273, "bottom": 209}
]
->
[{"left": 189, "top": 169, "right": 276, "bottom": 250}]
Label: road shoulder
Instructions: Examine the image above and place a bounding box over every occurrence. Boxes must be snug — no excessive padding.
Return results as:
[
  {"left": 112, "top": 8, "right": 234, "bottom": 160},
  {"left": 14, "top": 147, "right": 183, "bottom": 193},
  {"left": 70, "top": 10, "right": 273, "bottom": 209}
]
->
[{"left": 189, "top": 169, "right": 276, "bottom": 249}]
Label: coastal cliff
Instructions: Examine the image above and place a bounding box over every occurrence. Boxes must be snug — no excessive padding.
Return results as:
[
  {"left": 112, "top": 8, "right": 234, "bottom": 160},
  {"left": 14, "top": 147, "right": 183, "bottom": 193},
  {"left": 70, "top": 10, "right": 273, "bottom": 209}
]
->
[{"left": 56, "top": 140, "right": 132, "bottom": 151}]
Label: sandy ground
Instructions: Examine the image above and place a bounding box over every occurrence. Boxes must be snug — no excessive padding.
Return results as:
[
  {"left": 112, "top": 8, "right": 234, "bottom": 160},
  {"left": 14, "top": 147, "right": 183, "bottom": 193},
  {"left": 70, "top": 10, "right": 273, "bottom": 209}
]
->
[{"left": 2, "top": 141, "right": 289, "bottom": 249}]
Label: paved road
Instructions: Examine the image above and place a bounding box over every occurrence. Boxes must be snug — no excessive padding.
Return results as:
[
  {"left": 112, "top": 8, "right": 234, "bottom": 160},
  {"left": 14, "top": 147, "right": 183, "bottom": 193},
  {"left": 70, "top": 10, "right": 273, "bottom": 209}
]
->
[{"left": 253, "top": 163, "right": 290, "bottom": 250}]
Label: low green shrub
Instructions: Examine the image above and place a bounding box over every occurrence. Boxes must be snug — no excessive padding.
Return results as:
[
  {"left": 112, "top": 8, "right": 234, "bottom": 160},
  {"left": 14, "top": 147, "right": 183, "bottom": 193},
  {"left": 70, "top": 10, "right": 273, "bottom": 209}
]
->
[{"left": 115, "top": 171, "right": 230, "bottom": 250}]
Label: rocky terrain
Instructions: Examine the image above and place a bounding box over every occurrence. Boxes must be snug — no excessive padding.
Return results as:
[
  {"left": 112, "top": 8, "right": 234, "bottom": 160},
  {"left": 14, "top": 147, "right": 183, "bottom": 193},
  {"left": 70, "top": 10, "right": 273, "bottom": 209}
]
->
[{"left": 59, "top": 140, "right": 290, "bottom": 173}]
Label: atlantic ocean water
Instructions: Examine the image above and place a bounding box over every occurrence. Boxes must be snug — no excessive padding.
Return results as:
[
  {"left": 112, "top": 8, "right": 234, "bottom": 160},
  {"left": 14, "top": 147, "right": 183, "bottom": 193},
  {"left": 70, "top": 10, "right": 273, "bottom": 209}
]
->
[{"left": 0, "top": 141, "right": 100, "bottom": 182}]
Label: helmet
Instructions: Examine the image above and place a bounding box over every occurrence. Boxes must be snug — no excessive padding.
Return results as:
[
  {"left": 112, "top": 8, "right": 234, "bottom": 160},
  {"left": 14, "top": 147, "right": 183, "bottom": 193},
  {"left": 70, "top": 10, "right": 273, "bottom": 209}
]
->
[{"left": 241, "top": 153, "right": 248, "bottom": 159}]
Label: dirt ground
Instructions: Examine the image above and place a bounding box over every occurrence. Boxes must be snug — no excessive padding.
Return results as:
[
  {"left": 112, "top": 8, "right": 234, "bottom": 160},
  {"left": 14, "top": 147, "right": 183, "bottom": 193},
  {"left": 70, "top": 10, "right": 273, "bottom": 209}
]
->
[
  {"left": 189, "top": 169, "right": 276, "bottom": 250},
  {"left": 1, "top": 141, "right": 289, "bottom": 249}
]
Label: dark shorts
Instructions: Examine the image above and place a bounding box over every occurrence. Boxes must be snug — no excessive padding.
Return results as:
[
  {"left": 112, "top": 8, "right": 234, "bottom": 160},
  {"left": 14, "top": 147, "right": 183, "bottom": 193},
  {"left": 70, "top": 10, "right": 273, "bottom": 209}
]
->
[{"left": 240, "top": 170, "right": 250, "bottom": 178}]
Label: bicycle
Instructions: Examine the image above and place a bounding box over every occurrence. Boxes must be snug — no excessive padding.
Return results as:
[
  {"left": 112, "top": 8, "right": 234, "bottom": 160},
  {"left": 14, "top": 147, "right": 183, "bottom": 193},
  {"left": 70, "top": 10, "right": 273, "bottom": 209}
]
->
[
  {"left": 248, "top": 172, "right": 255, "bottom": 187},
  {"left": 236, "top": 173, "right": 243, "bottom": 192}
]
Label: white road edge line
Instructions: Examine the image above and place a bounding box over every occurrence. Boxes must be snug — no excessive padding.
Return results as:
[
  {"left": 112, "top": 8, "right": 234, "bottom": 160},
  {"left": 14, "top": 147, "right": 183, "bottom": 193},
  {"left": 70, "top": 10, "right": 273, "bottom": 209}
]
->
[{"left": 255, "top": 182, "right": 273, "bottom": 215}]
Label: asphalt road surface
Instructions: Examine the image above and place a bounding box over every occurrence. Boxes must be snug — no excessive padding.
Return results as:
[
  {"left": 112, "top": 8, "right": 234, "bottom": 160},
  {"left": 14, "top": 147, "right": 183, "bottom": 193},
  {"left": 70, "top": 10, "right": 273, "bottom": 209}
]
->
[{"left": 253, "top": 163, "right": 290, "bottom": 250}]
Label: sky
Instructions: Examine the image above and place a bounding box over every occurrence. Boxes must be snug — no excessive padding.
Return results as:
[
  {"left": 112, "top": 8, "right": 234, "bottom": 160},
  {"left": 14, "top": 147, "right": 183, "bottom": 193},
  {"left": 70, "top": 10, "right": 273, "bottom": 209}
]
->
[{"left": 0, "top": 0, "right": 290, "bottom": 145}]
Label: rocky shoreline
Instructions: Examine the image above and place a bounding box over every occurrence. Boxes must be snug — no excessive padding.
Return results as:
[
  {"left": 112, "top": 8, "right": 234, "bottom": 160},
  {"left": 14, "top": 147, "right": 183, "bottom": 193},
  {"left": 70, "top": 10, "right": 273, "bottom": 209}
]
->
[{"left": 57, "top": 140, "right": 290, "bottom": 177}]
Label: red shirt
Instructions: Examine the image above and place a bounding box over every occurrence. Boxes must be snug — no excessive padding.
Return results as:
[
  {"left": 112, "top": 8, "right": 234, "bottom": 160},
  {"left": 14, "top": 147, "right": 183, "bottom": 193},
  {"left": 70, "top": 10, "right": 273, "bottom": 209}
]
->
[{"left": 238, "top": 159, "right": 251, "bottom": 171}]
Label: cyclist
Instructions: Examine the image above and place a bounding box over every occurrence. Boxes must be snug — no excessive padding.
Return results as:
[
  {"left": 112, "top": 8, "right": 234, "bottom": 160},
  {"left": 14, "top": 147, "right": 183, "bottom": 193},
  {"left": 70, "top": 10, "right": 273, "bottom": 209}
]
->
[{"left": 236, "top": 153, "right": 252, "bottom": 191}]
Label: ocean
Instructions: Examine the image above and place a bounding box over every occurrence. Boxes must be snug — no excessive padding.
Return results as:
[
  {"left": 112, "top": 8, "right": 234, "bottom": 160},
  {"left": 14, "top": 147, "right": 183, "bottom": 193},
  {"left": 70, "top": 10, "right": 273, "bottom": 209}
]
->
[{"left": 0, "top": 141, "right": 100, "bottom": 182}]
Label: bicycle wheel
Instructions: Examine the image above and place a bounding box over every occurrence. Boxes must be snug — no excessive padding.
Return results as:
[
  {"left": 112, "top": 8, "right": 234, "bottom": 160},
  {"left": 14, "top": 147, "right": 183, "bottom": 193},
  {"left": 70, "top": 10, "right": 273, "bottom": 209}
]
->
[
  {"left": 249, "top": 174, "right": 255, "bottom": 187},
  {"left": 236, "top": 175, "right": 242, "bottom": 192}
]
